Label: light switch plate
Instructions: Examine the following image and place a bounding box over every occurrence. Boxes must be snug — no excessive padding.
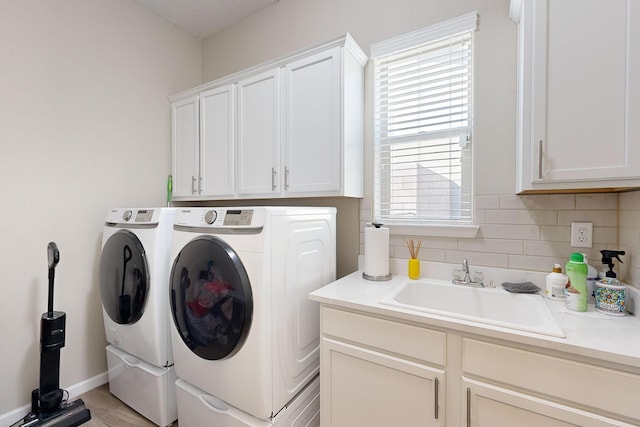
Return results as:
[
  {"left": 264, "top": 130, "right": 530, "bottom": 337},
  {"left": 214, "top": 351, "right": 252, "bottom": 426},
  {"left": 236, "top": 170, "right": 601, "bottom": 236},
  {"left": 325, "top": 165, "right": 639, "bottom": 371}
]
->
[{"left": 571, "top": 222, "right": 593, "bottom": 248}]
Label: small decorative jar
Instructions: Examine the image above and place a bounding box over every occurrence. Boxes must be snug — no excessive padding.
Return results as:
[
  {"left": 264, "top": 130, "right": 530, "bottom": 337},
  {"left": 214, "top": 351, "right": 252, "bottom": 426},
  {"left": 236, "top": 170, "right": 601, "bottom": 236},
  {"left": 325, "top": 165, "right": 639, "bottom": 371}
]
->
[{"left": 594, "top": 278, "right": 626, "bottom": 316}]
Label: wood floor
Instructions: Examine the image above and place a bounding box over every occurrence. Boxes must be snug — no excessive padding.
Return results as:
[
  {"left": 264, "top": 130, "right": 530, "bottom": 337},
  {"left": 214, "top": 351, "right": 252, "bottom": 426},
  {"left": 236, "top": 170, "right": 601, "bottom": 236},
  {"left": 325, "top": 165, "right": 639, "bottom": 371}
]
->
[{"left": 76, "top": 384, "right": 179, "bottom": 427}]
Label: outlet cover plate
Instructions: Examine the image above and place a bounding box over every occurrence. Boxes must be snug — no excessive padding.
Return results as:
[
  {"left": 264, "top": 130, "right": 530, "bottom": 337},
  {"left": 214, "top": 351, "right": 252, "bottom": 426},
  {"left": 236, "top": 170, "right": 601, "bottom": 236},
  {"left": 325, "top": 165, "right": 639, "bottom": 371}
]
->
[{"left": 571, "top": 222, "right": 593, "bottom": 248}]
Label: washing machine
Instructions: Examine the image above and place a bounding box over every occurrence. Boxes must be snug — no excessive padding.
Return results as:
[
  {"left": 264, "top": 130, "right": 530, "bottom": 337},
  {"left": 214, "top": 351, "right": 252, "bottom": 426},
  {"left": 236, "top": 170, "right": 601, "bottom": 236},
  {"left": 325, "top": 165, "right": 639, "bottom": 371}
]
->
[
  {"left": 169, "top": 207, "right": 335, "bottom": 425},
  {"left": 99, "top": 207, "right": 178, "bottom": 426}
]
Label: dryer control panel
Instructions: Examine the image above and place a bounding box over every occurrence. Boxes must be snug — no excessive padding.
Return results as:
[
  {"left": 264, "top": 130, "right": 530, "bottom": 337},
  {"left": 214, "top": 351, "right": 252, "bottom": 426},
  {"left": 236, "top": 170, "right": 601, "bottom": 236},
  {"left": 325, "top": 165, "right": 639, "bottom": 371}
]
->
[
  {"left": 223, "top": 210, "right": 253, "bottom": 226},
  {"left": 174, "top": 208, "right": 266, "bottom": 230}
]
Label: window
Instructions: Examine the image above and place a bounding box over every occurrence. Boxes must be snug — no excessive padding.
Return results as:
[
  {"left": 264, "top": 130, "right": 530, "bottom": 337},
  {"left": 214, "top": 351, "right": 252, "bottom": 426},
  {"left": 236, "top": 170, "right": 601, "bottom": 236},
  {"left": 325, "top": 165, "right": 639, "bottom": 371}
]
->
[{"left": 371, "top": 12, "right": 477, "bottom": 228}]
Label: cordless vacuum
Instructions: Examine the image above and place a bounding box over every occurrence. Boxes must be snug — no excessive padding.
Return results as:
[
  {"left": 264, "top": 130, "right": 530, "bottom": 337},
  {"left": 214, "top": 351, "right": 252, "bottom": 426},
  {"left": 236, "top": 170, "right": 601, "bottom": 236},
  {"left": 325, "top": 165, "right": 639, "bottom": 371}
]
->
[{"left": 12, "top": 242, "right": 91, "bottom": 427}]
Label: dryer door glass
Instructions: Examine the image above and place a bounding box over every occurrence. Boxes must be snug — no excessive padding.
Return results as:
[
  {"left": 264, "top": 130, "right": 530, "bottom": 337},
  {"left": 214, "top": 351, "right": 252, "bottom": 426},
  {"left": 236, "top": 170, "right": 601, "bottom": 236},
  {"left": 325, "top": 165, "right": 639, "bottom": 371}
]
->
[
  {"left": 99, "top": 230, "right": 150, "bottom": 325},
  {"left": 170, "top": 236, "right": 253, "bottom": 360}
]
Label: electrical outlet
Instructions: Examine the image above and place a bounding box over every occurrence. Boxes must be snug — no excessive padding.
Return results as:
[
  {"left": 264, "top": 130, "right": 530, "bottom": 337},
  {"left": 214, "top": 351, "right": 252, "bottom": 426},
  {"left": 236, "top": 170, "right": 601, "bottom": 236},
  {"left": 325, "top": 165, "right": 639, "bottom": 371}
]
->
[{"left": 571, "top": 222, "right": 593, "bottom": 248}]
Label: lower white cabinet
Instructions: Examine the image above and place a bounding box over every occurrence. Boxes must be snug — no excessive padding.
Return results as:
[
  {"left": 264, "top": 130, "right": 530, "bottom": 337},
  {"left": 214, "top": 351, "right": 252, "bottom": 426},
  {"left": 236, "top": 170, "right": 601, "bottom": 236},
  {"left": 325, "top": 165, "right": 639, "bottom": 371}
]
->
[
  {"left": 463, "top": 378, "right": 634, "bottom": 427},
  {"left": 318, "top": 305, "right": 640, "bottom": 427},
  {"left": 319, "top": 307, "right": 445, "bottom": 427},
  {"left": 322, "top": 338, "right": 444, "bottom": 427}
]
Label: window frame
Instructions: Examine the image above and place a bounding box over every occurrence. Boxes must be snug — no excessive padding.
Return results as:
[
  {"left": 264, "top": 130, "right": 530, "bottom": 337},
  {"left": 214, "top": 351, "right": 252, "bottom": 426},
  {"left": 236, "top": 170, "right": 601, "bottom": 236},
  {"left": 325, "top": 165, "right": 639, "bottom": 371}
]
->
[{"left": 370, "top": 12, "right": 479, "bottom": 238}]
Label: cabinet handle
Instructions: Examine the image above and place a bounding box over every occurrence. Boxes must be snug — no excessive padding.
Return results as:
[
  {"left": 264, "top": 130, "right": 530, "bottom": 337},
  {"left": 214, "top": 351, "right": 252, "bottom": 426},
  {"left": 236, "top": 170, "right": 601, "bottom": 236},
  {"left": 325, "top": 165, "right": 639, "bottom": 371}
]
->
[
  {"left": 537, "top": 139, "right": 543, "bottom": 179},
  {"left": 271, "top": 167, "right": 277, "bottom": 191},
  {"left": 434, "top": 377, "right": 439, "bottom": 420},
  {"left": 285, "top": 166, "right": 290, "bottom": 190},
  {"left": 198, "top": 175, "right": 203, "bottom": 194},
  {"left": 191, "top": 176, "right": 197, "bottom": 194},
  {"left": 467, "top": 387, "right": 471, "bottom": 427}
]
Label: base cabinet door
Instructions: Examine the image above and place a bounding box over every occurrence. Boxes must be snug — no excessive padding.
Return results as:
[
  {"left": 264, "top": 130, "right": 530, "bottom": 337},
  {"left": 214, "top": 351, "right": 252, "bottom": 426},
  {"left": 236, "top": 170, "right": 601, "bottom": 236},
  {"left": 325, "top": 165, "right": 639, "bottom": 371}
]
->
[
  {"left": 321, "top": 337, "right": 444, "bottom": 427},
  {"left": 463, "top": 378, "right": 636, "bottom": 427}
]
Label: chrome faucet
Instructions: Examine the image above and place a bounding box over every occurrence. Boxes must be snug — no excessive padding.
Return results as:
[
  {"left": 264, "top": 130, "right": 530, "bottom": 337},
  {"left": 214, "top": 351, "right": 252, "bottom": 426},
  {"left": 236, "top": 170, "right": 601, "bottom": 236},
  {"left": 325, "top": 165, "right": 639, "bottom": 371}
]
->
[
  {"left": 453, "top": 259, "right": 484, "bottom": 287},
  {"left": 462, "top": 259, "right": 471, "bottom": 282}
]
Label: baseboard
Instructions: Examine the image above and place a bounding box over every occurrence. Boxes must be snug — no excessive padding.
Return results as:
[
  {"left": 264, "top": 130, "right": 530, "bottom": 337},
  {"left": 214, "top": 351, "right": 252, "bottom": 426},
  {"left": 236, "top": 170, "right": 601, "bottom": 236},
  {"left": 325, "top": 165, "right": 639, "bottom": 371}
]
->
[{"left": 0, "top": 371, "right": 108, "bottom": 426}]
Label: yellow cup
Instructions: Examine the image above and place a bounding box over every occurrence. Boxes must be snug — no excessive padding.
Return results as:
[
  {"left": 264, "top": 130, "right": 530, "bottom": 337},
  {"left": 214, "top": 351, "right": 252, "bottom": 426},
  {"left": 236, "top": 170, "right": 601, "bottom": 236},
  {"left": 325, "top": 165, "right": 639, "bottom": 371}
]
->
[{"left": 408, "top": 258, "right": 420, "bottom": 279}]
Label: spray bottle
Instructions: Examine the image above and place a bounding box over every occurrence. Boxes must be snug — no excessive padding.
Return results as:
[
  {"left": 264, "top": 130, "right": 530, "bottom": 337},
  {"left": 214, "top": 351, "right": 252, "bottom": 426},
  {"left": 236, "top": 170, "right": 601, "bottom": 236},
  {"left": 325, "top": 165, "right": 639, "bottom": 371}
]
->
[{"left": 600, "top": 250, "right": 625, "bottom": 278}]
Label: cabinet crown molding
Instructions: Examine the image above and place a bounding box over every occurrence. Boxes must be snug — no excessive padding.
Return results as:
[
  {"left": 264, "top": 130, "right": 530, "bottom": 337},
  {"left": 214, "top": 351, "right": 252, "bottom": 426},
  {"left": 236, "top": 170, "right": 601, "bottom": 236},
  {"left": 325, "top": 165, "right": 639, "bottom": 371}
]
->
[{"left": 170, "top": 33, "right": 367, "bottom": 102}]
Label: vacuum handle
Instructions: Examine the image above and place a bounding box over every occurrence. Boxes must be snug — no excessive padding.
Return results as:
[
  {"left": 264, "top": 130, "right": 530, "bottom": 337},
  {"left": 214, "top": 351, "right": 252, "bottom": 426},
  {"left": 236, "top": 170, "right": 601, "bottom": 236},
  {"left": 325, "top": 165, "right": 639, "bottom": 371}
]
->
[{"left": 47, "top": 242, "right": 60, "bottom": 317}]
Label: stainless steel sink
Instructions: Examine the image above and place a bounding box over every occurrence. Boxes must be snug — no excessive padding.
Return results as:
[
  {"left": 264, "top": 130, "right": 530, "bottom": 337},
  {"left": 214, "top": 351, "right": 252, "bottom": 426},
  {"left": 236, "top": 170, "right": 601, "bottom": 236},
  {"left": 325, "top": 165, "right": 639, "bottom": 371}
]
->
[{"left": 380, "top": 279, "right": 565, "bottom": 338}]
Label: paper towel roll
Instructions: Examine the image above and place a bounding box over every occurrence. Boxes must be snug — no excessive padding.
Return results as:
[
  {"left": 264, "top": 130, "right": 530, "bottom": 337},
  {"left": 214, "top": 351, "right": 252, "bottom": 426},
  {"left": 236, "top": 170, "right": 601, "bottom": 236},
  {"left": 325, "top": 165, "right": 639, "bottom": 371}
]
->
[{"left": 363, "top": 224, "right": 392, "bottom": 281}]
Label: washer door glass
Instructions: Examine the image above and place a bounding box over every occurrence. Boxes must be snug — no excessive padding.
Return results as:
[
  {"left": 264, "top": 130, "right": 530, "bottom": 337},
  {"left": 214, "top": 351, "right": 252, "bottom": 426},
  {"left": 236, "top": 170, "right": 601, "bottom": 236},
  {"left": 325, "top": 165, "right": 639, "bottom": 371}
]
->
[
  {"left": 99, "top": 230, "right": 150, "bottom": 325},
  {"left": 170, "top": 236, "right": 253, "bottom": 361}
]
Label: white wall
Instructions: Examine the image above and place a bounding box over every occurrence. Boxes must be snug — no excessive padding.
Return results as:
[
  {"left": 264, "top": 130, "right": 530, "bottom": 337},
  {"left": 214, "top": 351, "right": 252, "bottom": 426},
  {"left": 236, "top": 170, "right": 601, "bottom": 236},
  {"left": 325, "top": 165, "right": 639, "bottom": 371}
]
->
[
  {"left": 0, "top": 0, "right": 200, "bottom": 415},
  {"left": 201, "top": 0, "right": 508, "bottom": 279},
  {"left": 201, "top": 0, "right": 640, "bottom": 284}
]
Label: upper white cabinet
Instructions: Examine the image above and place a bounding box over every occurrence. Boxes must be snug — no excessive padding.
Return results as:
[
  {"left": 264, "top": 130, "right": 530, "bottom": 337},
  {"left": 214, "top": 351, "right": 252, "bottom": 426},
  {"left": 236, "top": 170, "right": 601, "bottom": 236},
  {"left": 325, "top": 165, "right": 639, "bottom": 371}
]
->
[
  {"left": 236, "top": 69, "right": 280, "bottom": 197},
  {"left": 200, "top": 85, "right": 236, "bottom": 198},
  {"left": 170, "top": 34, "right": 367, "bottom": 201},
  {"left": 282, "top": 44, "right": 364, "bottom": 197},
  {"left": 171, "top": 95, "right": 199, "bottom": 198},
  {"left": 513, "top": 0, "right": 640, "bottom": 193},
  {"left": 170, "top": 84, "right": 235, "bottom": 199}
]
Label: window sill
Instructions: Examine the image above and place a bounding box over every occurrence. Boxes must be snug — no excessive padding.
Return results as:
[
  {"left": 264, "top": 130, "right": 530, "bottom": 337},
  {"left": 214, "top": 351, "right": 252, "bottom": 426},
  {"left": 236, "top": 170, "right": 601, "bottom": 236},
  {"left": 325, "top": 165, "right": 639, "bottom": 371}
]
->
[{"left": 386, "top": 223, "right": 480, "bottom": 238}]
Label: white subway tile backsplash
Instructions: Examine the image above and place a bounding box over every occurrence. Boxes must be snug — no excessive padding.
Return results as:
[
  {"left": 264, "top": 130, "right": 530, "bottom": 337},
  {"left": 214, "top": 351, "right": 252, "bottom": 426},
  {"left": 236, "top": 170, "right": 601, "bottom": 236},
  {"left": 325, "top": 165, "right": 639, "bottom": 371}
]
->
[
  {"left": 576, "top": 193, "right": 618, "bottom": 210},
  {"left": 358, "top": 192, "right": 640, "bottom": 280},
  {"left": 557, "top": 210, "right": 618, "bottom": 227},
  {"left": 475, "top": 195, "right": 500, "bottom": 209},
  {"left": 478, "top": 224, "right": 540, "bottom": 240},
  {"left": 483, "top": 209, "right": 557, "bottom": 225},
  {"left": 446, "top": 250, "right": 509, "bottom": 269},
  {"left": 509, "top": 255, "right": 565, "bottom": 272},
  {"left": 619, "top": 190, "right": 640, "bottom": 209},
  {"left": 457, "top": 238, "right": 523, "bottom": 254},
  {"left": 540, "top": 226, "right": 571, "bottom": 242},
  {"left": 524, "top": 240, "right": 573, "bottom": 258},
  {"left": 593, "top": 226, "right": 617, "bottom": 245},
  {"left": 500, "top": 194, "right": 575, "bottom": 210}
]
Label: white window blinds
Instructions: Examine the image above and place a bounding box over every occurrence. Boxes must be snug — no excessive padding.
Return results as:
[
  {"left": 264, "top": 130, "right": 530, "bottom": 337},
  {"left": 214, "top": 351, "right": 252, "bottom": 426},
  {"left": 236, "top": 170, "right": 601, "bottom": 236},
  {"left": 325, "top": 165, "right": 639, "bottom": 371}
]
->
[{"left": 372, "top": 12, "right": 477, "bottom": 225}]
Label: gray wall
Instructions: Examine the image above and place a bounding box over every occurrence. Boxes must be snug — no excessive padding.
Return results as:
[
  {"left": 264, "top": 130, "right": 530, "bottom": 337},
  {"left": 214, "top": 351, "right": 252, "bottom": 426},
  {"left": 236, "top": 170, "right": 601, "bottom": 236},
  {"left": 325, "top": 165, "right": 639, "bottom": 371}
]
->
[{"left": 0, "top": 0, "right": 200, "bottom": 414}]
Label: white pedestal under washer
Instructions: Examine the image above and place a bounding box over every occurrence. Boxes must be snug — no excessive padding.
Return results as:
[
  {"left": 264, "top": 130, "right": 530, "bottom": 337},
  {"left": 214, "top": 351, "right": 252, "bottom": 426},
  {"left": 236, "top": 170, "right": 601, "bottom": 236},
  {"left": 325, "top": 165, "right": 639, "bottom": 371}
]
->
[
  {"left": 169, "top": 207, "right": 335, "bottom": 423},
  {"left": 99, "top": 207, "right": 177, "bottom": 426}
]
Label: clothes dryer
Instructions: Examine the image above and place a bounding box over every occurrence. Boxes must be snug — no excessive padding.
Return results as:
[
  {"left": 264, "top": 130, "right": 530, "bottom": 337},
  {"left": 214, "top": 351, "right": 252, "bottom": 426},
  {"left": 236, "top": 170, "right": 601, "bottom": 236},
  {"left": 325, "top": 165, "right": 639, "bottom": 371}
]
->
[
  {"left": 169, "top": 207, "right": 335, "bottom": 424},
  {"left": 99, "top": 207, "right": 177, "bottom": 426}
]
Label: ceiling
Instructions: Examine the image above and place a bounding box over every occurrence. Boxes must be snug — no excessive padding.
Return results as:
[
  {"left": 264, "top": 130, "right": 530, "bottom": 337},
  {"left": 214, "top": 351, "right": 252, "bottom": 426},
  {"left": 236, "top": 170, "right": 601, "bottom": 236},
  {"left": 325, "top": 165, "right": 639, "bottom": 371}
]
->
[{"left": 134, "top": 0, "right": 279, "bottom": 39}]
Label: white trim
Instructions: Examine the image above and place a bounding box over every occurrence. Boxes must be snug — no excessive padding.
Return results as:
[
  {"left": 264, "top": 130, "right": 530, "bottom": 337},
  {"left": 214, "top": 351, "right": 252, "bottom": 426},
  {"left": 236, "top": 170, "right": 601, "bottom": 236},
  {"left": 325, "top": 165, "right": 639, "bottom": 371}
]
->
[
  {"left": 370, "top": 11, "right": 478, "bottom": 58},
  {"left": 387, "top": 223, "right": 479, "bottom": 238},
  {"left": 0, "top": 372, "right": 108, "bottom": 426},
  {"left": 509, "top": 0, "right": 523, "bottom": 23}
]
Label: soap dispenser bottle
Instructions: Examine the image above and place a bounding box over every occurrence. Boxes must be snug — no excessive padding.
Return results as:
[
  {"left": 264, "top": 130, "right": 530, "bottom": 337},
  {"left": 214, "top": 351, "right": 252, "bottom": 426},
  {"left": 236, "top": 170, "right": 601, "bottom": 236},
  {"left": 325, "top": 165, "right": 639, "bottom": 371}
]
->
[
  {"left": 546, "top": 264, "right": 567, "bottom": 301},
  {"left": 565, "top": 253, "right": 588, "bottom": 312}
]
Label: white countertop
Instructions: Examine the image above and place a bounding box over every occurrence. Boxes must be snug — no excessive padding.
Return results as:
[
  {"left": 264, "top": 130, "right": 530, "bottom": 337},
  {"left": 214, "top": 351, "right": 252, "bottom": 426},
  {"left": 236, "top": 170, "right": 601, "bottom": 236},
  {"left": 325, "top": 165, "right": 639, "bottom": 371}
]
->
[{"left": 310, "top": 269, "right": 640, "bottom": 370}]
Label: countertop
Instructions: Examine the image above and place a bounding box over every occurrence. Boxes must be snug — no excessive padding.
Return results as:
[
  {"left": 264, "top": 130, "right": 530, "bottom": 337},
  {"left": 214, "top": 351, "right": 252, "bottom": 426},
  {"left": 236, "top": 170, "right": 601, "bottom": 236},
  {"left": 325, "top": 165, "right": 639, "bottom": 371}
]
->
[{"left": 310, "top": 269, "right": 640, "bottom": 370}]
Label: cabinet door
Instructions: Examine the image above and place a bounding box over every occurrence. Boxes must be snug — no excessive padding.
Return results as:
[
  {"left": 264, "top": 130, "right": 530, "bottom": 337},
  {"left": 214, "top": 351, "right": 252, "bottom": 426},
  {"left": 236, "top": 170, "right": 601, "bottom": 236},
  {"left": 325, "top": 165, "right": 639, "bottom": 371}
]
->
[
  {"left": 282, "top": 47, "right": 341, "bottom": 195},
  {"left": 463, "top": 378, "right": 635, "bottom": 427},
  {"left": 200, "top": 85, "right": 235, "bottom": 198},
  {"left": 517, "top": 0, "right": 640, "bottom": 192},
  {"left": 237, "top": 69, "right": 280, "bottom": 197},
  {"left": 321, "top": 337, "right": 444, "bottom": 427},
  {"left": 171, "top": 95, "right": 199, "bottom": 198}
]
